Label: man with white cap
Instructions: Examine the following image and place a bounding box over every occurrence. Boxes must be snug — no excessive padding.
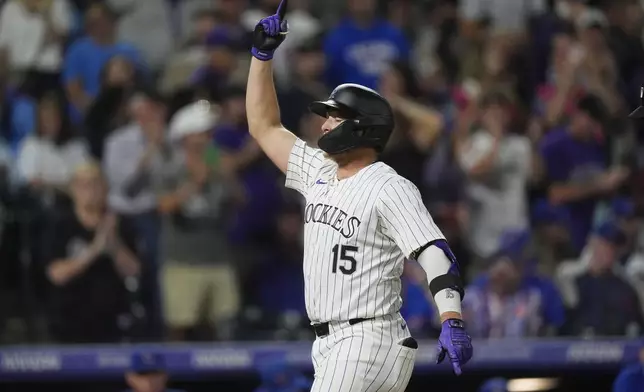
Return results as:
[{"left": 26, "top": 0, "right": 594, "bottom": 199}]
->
[
  {"left": 158, "top": 100, "right": 240, "bottom": 341},
  {"left": 159, "top": 99, "right": 220, "bottom": 214}
]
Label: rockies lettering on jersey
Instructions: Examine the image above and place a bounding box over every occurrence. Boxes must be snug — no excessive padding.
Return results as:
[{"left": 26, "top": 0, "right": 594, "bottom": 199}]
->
[
  {"left": 286, "top": 138, "right": 444, "bottom": 323},
  {"left": 304, "top": 203, "right": 361, "bottom": 239}
]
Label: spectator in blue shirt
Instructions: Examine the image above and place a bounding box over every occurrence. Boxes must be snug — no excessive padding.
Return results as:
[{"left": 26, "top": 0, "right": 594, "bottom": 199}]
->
[
  {"left": 63, "top": 3, "right": 141, "bottom": 122},
  {"left": 463, "top": 244, "right": 566, "bottom": 338},
  {"left": 124, "top": 352, "right": 185, "bottom": 392},
  {"left": 540, "top": 94, "right": 629, "bottom": 253},
  {"left": 323, "top": 0, "right": 410, "bottom": 90}
]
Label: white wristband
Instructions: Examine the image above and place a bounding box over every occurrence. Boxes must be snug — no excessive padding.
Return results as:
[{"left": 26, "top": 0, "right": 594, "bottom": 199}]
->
[
  {"left": 433, "top": 288, "right": 462, "bottom": 315},
  {"left": 416, "top": 244, "right": 463, "bottom": 316}
]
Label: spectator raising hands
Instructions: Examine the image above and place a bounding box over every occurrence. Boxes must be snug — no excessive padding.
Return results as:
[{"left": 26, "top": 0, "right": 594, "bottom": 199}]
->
[
  {"left": 457, "top": 92, "right": 532, "bottom": 259},
  {"left": 379, "top": 61, "right": 444, "bottom": 187},
  {"left": 44, "top": 162, "right": 141, "bottom": 344}
]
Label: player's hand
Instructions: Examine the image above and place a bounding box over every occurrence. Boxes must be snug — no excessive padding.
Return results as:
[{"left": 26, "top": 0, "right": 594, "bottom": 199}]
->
[
  {"left": 251, "top": 0, "right": 289, "bottom": 61},
  {"left": 436, "top": 319, "right": 473, "bottom": 375}
]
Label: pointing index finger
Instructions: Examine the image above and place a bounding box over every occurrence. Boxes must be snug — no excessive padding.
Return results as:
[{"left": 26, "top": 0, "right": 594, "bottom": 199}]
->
[
  {"left": 452, "top": 361, "right": 462, "bottom": 376},
  {"left": 277, "top": 0, "right": 288, "bottom": 19}
]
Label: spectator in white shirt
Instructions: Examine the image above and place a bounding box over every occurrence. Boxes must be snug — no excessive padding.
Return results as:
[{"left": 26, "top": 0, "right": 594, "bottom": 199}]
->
[
  {"left": 0, "top": 0, "right": 72, "bottom": 96},
  {"left": 16, "top": 91, "right": 88, "bottom": 205},
  {"left": 103, "top": 89, "right": 169, "bottom": 339},
  {"left": 457, "top": 92, "right": 532, "bottom": 260}
]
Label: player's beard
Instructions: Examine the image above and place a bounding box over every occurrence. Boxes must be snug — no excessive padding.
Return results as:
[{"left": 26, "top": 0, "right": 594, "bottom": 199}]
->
[
  {"left": 323, "top": 147, "right": 377, "bottom": 168},
  {"left": 323, "top": 151, "right": 353, "bottom": 167}
]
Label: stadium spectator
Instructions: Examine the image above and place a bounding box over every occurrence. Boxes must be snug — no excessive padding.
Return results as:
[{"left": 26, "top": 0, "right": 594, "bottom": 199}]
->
[
  {"left": 575, "top": 9, "right": 623, "bottom": 115},
  {"left": 276, "top": 36, "right": 327, "bottom": 139},
  {"left": 412, "top": 0, "right": 460, "bottom": 85},
  {"left": 556, "top": 220, "right": 644, "bottom": 336},
  {"left": 16, "top": 92, "right": 89, "bottom": 207},
  {"left": 457, "top": 91, "right": 532, "bottom": 260},
  {"left": 184, "top": 9, "right": 221, "bottom": 50},
  {"left": 213, "top": 86, "right": 282, "bottom": 265},
  {"left": 159, "top": 9, "right": 220, "bottom": 96},
  {"left": 539, "top": 94, "right": 627, "bottom": 253},
  {"left": 604, "top": 0, "right": 644, "bottom": 108},
  {"left": 177, "top": 0, "right": 217, "bottom": 43},
  {"left": 205, "top": 0, "right": 250, "bottom": 54},
  {"left": 191, "top": 28, "right": 239, "bottom": 103},
  {"left": 63, "top": 2, "right": 141, "bottom": 120},
  {"left": 607, "top": 197, "right": 640, "bottom": 261},
  {"left": 44, "top": 162, "right": 140, "bottom": 343},
  {"left": 530, "top": 199, "right": 576, "bottom": 275},
  {"left": 107, "top": 0, "right": 174, "bottom": 73},
  {"left": 158, "top": 100, "right": 239, "bottom": 341},
  {"left": 379, "top": 61, "right": 444, "bottom": 188},
  {"left": 125, "top": 352, "right": 186, "bottom": 392},
  {"left": 85, "top": 55, "right": 138, "bottom": 160},
  {"left": 0, "top": 0, "right": 73, "bottom": 97},
  {"left": 459, "top": 0, "right": 546, "bottom": 40},
  {"left": 323, "top": 0, "right": 410, "bottom": 90},
  {"left": 462, "top": 250, "right": 565, "bottom": 338},
  {"left": 533, "top": 23, "right": 586, "bottom": 129},
  {"left": 103, "top": 89, "right": 168, "bottom": 339}
]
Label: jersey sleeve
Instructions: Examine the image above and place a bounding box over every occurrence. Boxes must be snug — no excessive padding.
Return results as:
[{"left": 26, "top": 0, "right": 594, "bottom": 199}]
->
[
  {"left": 377, "top": 178, "right": 445, "bottom": 259},
  {"left": 285, "top": 138, "right": 325, "bottom": 195}
]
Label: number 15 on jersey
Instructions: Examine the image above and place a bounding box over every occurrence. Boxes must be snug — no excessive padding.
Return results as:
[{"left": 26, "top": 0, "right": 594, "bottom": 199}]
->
[{"left": 331, "top": 244, "right": 359, "bottom": 275}]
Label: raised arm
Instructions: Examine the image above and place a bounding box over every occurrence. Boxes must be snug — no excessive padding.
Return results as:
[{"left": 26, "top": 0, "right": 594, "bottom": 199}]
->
[
  {"left": 246, "top": 0, "right": 296, "bottom": 174},
  {"left": 246, "top": 59, "right": 296, "bottom": 174}
]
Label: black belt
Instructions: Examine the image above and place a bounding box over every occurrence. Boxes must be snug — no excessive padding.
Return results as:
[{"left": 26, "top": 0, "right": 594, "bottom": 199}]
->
[{"left": 312, "top": 317, "right": 374, "bottom": 337}]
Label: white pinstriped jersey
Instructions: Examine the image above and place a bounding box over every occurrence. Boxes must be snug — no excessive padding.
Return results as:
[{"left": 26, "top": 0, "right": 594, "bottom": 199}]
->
[{"left": 286, "top": 138, "right": 445, "bottom": 323}]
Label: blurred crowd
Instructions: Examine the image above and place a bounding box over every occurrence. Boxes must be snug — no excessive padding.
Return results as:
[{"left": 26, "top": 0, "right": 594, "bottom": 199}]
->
[{"left": 0, "top": 0, "right": 642, "bottom": 346}]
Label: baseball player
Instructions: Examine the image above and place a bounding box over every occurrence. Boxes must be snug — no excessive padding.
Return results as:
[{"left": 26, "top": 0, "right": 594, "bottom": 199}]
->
[{"left": 245, "top": 1, "right": 473, "bottom": 390}]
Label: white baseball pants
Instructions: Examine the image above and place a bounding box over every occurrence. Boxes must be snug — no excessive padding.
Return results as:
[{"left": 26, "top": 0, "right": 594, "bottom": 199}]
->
[{"left": 310, "top": 313, "right": 417, "bottom": 392}]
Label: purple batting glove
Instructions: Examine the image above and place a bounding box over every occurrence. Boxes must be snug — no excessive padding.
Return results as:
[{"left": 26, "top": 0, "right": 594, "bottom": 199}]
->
[
  {"left": 436, "top": 319, "right": 473, "bottom": 375},
  {"left": 251, "top": 0, "right": 289, "bottom": 61}
]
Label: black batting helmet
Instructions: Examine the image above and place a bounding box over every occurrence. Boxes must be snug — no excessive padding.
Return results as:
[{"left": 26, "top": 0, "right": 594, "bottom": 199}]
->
[{"left": 308, "top": 83, "right": 395, "bottom": 154}]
